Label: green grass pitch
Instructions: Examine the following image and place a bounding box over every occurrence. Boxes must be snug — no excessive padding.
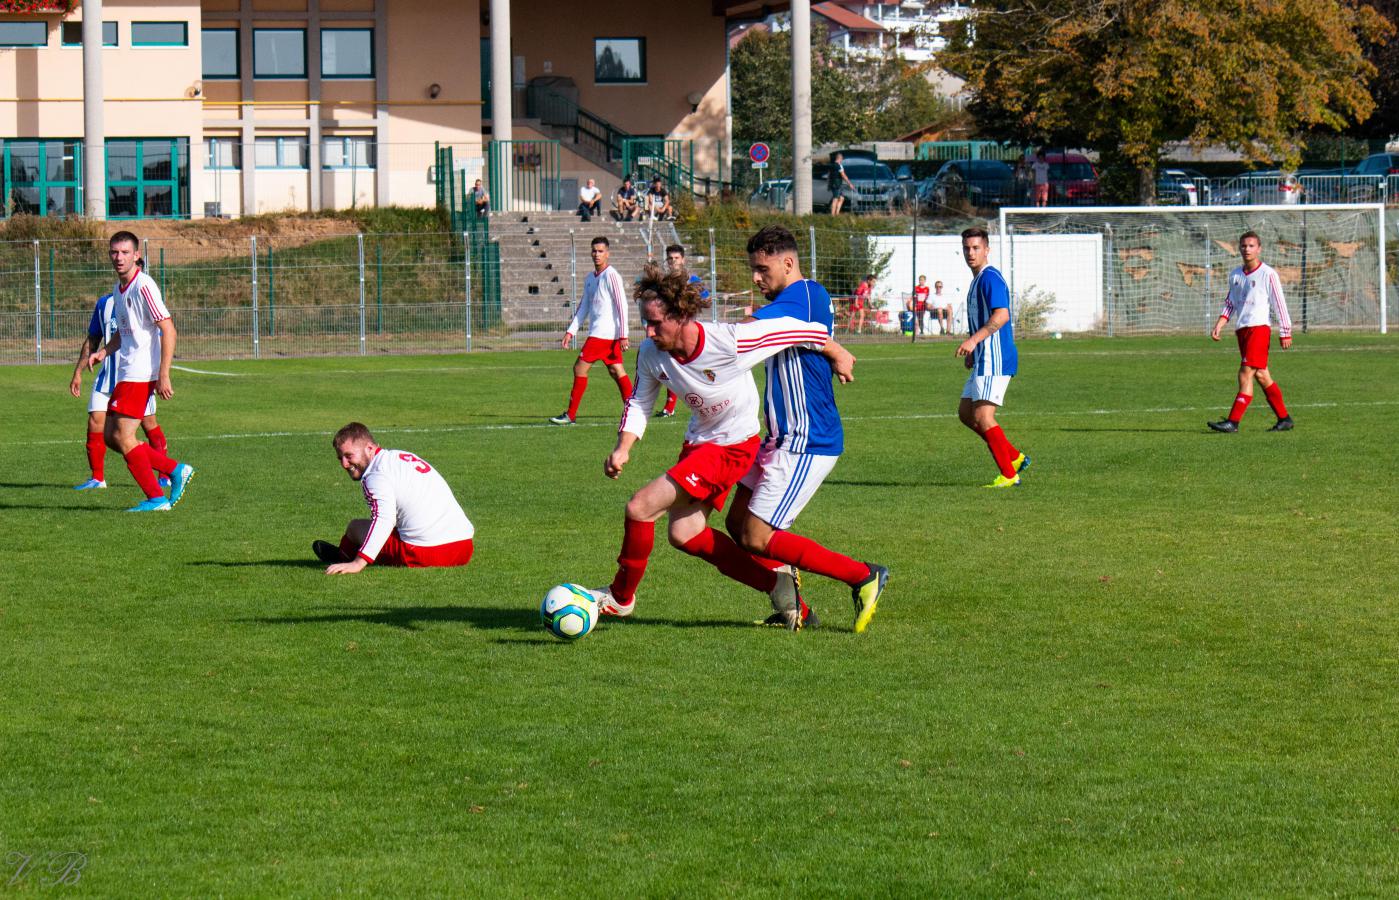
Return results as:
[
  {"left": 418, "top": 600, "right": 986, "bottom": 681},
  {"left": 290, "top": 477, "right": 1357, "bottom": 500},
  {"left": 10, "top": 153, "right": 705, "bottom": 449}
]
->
[{"left": 2, "top": 334, "right": 1397, "bottom": 895}]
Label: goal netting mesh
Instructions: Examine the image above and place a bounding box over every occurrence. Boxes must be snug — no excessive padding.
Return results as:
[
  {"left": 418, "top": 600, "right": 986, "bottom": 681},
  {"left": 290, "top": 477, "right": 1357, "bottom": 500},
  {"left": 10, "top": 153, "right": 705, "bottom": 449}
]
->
[{"left": 997, "top": 205, "right": 1389, "bottom": 335}]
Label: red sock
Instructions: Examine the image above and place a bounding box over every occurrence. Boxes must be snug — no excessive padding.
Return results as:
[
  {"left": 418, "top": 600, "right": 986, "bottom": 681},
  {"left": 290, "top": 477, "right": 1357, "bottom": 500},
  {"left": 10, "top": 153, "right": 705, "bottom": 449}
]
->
[
  {"left": 1262, "top": 383, "right": 1288, "bottom": 418},
  {"left": 86, "top": 431, "right": 105, "bottom": 481},
  {"left": 982, "top": 426, "right": 1020, "bottom": 479},
  {"left": 618, "top": 374, "right": 634, "bottom": 401},
  {"left": 145, "top": 424, "right": 167, "bottom": 454},
  {"left": 609, "top": 517, "right": 655, "bottom": 604},
  {"left": 122, "top": 444, "right": 163, "bottom": 499},
  {"left": 141, "top": 442, "right": 178, "bottom": 476},
  {"left": 1228, "top": 392, "right": 1252, "bottom": 423},
  {"left": 766, "top": 530, "right": 870, "bottom": 586},
  {"left": 663, "top": 391, "right": 677, "bottom": 414},
  {"left": 679, "top": 528, "right": 777, "bottom": 593},
  {"left": 566, "top": 376, "right": 588, "bottom": 420}
]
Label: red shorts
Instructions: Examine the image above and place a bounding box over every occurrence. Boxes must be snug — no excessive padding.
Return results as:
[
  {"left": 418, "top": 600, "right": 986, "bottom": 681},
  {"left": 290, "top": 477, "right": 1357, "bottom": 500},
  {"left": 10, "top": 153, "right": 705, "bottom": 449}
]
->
[
  {"left": 579, "top": 336, "right": 625, "bottom": 367},
  {"left": 667, "top": 435, "right": 761, "bottom": 510},
  {"left": 1236, "top": 325, "right": 1271, "bottom": 369},
  {"left": 366, "top": 532, "right": 474, "bottom": 568},
  {"left": 1033, "top": 184, "right": 1050, "bottom": 202},
  {"left": 108, "top": 380, "right": 156, "bottom": 418}
]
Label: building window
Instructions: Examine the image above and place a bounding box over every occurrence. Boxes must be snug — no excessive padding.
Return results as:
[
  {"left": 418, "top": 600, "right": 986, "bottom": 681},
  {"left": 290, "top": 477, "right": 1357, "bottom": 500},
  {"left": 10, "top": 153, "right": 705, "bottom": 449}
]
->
[
  {"left": 594, "top": 37, "right": 645, "bottom": 84},
  {"left": 254, "top": 29, "right": 306, "bottom": 79},
  {"left": 323, "top": 136, "right": 375, "bottom": 169},
  {"left": 321, "top": 28, "right": 372, "bottom": 79},
  {"left": 106, "top": 138, "right": 189, "bottom": 218},
  {"left": 255, "top": 137, "right": 308, "bottom": 169},
  {"left": 0, "top": 22, "right": 48, "bottom": 48},
  {"left": 61, "top": 22, "right": 118, "bottom": 47},
  {"left": 2, "top": 140, "right": 82, "bottom": 218},
  {"left": 206, "top": 138, "right": 241, "bottom": 170},
  {"left": 132, "top": 22, "right": 189, "bottom": 47},
  {"left": 202, "top": 29, "right": 239, "bottom": 78}
]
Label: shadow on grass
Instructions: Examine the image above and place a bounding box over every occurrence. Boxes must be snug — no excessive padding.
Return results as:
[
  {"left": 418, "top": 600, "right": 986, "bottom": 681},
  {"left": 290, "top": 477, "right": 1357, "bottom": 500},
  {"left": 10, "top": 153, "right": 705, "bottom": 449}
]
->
[
  {"left": 190, "top": 558, "right": 324, "bottom": 569},
  {"left": 245, "top": 604, "right": 538, "bottom": 632},
  {"left": 824, "top": 478, "right": 964, "bottom": 488},
  {"left": 0, "top": 502, "right": 109, "bottom": 511},
  {"left": 0, "top": 481, "right": 76, "bottom": 489},
  {"left": 1057, "top": 427, "right": 1187, "bottom": 433}
]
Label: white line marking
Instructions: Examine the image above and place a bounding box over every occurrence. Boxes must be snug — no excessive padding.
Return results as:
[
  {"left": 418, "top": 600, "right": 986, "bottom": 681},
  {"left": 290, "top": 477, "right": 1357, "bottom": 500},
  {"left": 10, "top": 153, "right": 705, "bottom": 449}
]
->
[
  {"left": 171, "top": 365, "right": 247, "bottom": 377},
  {"left": 8, "top": 399, "right": 1398, "bottom": 448}
]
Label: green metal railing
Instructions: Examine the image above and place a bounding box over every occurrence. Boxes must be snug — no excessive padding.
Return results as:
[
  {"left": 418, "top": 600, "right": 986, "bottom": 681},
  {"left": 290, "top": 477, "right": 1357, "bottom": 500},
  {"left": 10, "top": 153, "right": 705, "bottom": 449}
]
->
[
  {"left": 916, "top": 140, "right": 1024, "bottom": 162},
  {"left": 623, "top": 138, "right": 696, "bottom": 199},
  {"left": 525, "top": 84, "right": 629, "bottom": 163},
  {"left": 435, "top": 142, "right": 501, "bottom": 328},
  {"left": 486, "top": 139, "right": 562, "bottom": 213}
]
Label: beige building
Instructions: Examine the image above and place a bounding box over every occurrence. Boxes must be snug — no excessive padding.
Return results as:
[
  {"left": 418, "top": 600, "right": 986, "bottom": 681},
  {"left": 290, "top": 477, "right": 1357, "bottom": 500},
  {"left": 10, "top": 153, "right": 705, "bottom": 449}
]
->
[{"left": 0, "top": 0, "right": 749, "bottom": 218}]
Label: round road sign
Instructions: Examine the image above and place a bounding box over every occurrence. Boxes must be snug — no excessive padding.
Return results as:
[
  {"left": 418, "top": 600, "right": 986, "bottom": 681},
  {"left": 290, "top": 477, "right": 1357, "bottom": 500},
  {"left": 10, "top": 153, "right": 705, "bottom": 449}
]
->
[{"left": 748, "top": 143, "right": 770, "bottom": 164}]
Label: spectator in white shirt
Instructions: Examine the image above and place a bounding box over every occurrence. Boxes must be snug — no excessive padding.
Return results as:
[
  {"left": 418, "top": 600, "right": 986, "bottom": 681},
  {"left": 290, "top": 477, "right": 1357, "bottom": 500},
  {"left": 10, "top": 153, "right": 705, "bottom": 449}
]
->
[{"left": 578, "top": 178, "right": 602, "bottom": 221}]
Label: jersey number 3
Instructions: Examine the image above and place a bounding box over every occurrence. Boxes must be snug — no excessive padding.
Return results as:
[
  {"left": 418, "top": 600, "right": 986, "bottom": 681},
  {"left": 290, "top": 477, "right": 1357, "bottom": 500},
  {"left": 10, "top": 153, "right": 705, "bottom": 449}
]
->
[{"left": 399, "top": 452, "right": 431, "bottom": 474}]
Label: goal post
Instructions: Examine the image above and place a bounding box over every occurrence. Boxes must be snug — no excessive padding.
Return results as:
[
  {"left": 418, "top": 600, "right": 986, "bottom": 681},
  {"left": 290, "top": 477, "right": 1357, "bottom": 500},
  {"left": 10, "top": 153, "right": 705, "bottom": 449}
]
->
[{"left": 996, "top": 204, "right": 1389, "bottom": 336}]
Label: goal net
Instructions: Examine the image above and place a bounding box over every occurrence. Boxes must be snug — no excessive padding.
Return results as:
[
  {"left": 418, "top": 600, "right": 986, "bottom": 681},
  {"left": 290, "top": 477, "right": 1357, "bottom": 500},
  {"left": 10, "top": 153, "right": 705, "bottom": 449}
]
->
[{"left": 997, "top": 204, "right": 1389, "bottom": 335}]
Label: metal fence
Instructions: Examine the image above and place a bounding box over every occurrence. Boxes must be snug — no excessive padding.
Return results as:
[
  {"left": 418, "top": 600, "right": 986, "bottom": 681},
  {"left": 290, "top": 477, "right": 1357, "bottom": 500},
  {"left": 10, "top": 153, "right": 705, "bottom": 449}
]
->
[{"left": 4, "top": 211, "right": 1394, "bottom": 365}]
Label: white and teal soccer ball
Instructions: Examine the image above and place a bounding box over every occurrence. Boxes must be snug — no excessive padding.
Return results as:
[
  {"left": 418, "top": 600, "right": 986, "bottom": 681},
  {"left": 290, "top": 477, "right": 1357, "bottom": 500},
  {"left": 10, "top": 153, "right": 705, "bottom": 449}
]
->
[{"left": 540, "top": 583, "right": 598, "bottom": 641}]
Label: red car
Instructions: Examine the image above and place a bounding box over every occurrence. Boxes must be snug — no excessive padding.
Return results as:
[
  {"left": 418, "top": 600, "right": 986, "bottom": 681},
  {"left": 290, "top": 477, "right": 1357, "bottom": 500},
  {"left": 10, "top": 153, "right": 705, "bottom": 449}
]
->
[{"left": 1044, "top": 152, "right": 1100, "bottom": 204}]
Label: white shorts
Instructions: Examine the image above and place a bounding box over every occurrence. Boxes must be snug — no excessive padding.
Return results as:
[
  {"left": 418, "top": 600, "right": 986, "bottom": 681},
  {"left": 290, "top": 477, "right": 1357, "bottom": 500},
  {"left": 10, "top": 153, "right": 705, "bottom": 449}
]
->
[
  {"left": 90, "top": 384, "right": 156, "bottom": 416},
  {"left": 961, "top": 373, "right": 1012, "bottom": 406},
  {"left": 738, "top": 443, "right": 839, "bottom": 530}
]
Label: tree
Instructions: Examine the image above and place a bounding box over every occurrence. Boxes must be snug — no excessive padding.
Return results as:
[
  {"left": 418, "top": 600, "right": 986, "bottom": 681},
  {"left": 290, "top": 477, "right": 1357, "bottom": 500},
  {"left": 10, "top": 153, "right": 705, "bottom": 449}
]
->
[
  {"left": 940, "top": 0, "right": 1393, "bottom": 202},
  {"left": 730, "top": 24, "right": 960, "bottom": 152},
  {"left": 1354, "top": 0, "right": 1399, "bottom": 141}
]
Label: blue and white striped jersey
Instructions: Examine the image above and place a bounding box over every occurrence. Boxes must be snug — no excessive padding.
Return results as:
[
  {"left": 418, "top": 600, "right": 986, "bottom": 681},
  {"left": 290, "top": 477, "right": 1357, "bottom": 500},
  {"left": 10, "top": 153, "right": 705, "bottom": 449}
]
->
[
  {"left": 967, "top": 266, "right": 1018, "bottom": 377},
  {"left": 87, "top": 293, "right": 118, "bottom": 394},
  {"left": 751, "top": 279, "right": 843, "bottom": 455}
]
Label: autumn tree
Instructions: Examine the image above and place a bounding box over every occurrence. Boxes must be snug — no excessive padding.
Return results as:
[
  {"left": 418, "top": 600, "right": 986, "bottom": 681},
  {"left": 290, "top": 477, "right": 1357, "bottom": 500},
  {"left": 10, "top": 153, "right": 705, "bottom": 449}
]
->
[
  {"left": 730, "top": 24, "right": 959, "bottom": 152},
  {"left": 940, "top": 0, "right": 1393, "bottom": 202}
]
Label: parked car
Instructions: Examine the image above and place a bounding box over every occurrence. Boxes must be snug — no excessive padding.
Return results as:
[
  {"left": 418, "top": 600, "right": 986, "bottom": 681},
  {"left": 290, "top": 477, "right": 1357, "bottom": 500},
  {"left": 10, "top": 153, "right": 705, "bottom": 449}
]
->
[
  {"left": 1156, "top": 168, "right": 1211, "bottom": 206},
  {"left": 1345, "top": 152, "right": 1399, "bottom": 202},
  {"left": 748, "top": 178, "right": 793, "bottom": 211},
  {"left": 918, "top": 159, "right": 1017, "bottom": 211},
  {"left": 1043, "top": 152, "right": 1100, "bottom": 204},
  {"left": 811, "top": 154, "right": 902, "bottom": 213},
  {"left": 1215, "top": 171, "right": 1284, "bottom": 206}
]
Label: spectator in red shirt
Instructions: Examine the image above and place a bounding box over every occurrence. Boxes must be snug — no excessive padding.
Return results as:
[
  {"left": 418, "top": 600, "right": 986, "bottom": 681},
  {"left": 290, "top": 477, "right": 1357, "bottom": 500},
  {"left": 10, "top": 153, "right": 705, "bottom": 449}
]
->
[{"left": 851, "top": 274, "right": 873, "bottom": 334}]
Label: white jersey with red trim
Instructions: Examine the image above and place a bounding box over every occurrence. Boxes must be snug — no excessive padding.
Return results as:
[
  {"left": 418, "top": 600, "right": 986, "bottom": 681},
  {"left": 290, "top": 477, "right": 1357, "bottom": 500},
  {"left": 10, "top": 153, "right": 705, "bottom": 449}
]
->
[
  {"left": 112, "top": 269, "right": 170, "bottom": 382},
  {"left": 1220, "top": 261, "right": 1292, "bottom": 337},
  {"left": 567, "top": 265, "right": 629, "bottom": 340},
  {"left": 621, "top": 316, "right": 829, "bottom": 447},
  {"left": 356, "top": 448, "right": 475, "bottom": 563}
]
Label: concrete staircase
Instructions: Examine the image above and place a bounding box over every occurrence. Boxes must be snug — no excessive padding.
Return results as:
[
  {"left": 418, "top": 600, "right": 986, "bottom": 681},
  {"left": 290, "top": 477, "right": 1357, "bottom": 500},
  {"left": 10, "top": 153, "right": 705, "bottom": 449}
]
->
[{"left": 491, "top": 210, "right": 680, "bottom": 333}]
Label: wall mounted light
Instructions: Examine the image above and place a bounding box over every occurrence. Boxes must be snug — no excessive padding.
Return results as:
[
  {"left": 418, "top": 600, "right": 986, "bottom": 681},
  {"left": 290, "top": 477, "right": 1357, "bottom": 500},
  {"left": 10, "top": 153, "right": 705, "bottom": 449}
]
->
[
  {"left": 686, "top": 90, "right": 704, "bottom": 113},
  {"left": 429, "top": 83, "right": 442, "bottom": 99}
]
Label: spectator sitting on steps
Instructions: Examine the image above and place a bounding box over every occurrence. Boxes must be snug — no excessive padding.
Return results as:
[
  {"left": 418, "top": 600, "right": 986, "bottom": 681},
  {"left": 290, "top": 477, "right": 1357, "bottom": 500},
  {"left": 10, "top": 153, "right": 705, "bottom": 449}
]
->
[
  {"left": 472, "top": 179, "right": 490, "bottom": 218},
  {"left": 578, "top": 178, "right": 603, "bottom": 222},
  {"left": 645, "top": 177, "right": 673, "bottom": 220},
  {"left": 614, "top": 178, "right": 639, "bottom": 221}
]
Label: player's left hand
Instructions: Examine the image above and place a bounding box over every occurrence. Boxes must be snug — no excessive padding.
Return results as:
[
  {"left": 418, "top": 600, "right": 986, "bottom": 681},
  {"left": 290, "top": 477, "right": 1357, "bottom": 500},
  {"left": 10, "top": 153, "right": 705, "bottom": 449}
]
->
[
  {"left": 156, "top": 374, "right": 173, "bottom": 400},
  {"left": 326, "top": 558, "right": 368, "bottom": 575},
  {"left": 619, "top": 337, "right": 630, "bottom": 352},
  {"left": 1279, "top": 335, "right": 1292, "bottom": 350},
  {"left": 604, "top": 448, "right": 628, "bottom": 479},
  {"left": 69, "top": 373, "right": 82, "bottom": 398},
  {"left": 85, "top": 349, "right": 105, "bottom": 371},
  {"left": 830, "top": 345, "right": 856, "bottom": 383}
]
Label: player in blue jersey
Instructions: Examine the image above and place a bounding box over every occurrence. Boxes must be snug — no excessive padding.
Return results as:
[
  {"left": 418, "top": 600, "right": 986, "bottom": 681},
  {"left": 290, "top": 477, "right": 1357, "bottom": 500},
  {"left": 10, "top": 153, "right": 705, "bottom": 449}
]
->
[
  {"left": 955, "top": 227, "right": 1029, "bottom": 488},
  {"left": 724, "top": 225, "right": 888, "bottom": 632},
  {"left": 67, "top": 291, "right": 169, "bottom": 491}
]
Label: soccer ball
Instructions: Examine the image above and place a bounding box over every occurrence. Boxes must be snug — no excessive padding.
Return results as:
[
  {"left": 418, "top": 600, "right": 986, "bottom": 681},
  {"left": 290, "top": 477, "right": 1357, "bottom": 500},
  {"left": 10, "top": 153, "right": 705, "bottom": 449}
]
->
[{"left": 540, "top": 583, "right": 598, "bottom": 641}]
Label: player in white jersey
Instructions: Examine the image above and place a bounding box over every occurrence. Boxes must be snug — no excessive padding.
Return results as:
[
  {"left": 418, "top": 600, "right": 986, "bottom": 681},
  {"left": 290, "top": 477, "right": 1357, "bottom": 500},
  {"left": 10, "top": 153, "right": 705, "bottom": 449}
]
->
[
  {"left": 549, "top": 236, "right": 632, "bottom": 425},
  {"left": 83, "top": 231, "right": 195, "bottom": 512},
  {"left": 68, "top": 291, "right": 167, "bottom": 491},
  {"left": 315, "top": 422, "right": 476, "bottom": 574},
  {"left": 725, "top": 225, "right": 886, "bottom": 633},
  {"left": 590, "top": 263, "right": 838, "bottom": 621},
  {"left": 1208, "top": 231, "right": 1294, "bottom": 433}
]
